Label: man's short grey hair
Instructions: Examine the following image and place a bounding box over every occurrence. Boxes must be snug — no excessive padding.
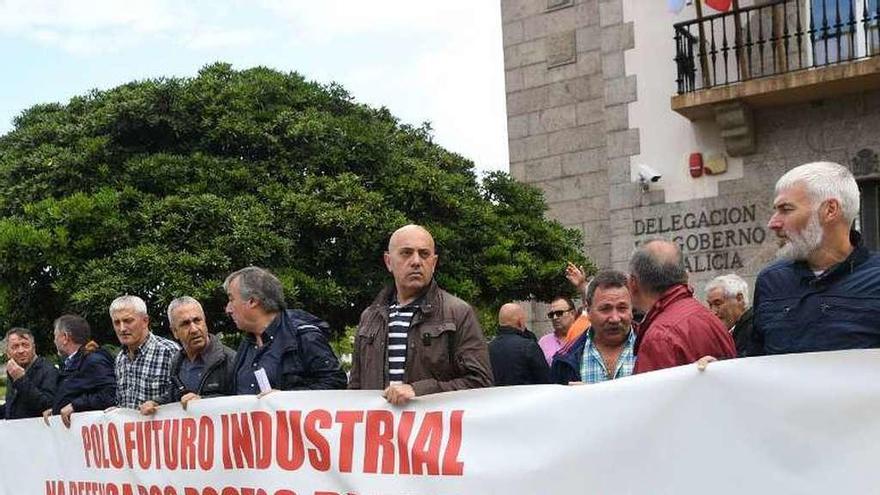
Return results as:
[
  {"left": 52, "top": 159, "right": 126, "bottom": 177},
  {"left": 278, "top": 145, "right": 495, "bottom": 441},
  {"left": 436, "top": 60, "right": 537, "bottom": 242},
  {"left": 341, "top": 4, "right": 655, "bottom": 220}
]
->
[
  {"left": 4, "top": 327, "right": 34, "bottom": 341},
  {"left": 167, "top": 296, "right": 204, "bottom": 327},
  {"left": 223, "top": 266, "right": 286, "bottom": 312},
  {"left": 775, "top": 161, "right": 860, "bottom": 224},
  {"left": 109, "top": 295, "right": 148, "bottom": 317},
  {"left": 705, "top": 274, "right": 750, "bottom": 307},
  {"left": 629, "top": 240, "right": 688, "bottom": 294}
]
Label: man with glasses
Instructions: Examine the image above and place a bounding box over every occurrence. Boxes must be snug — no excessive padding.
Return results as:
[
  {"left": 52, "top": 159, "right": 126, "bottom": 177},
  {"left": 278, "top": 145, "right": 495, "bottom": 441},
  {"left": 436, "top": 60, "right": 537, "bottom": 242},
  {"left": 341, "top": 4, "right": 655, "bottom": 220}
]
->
[{"left": 539, "top": 297, "right": 578, "bottom": 365}]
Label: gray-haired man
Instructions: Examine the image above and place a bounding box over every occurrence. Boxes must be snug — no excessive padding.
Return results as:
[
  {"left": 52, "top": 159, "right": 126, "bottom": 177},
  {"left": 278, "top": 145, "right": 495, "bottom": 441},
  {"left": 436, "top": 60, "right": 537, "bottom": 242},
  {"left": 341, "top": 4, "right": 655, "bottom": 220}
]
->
[
  {"left": 140, "top": 297, "right": 236, "bottom": 414},
  {"left": 705, "top": 274, "right": 753, "bottom": 357},
  {"left": 110, "top": 295, "right": 180, "bottom": 411},
  {"left": 224, "top": 266, "right": 347, "bottom": 394}
]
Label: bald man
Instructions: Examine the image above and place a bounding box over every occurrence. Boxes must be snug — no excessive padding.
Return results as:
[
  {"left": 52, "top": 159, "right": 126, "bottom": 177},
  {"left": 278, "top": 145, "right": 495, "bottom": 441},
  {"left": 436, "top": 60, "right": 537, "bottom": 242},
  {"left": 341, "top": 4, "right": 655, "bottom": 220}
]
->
[
  {"left": 349, "top": 224, "right": 493, "bottom": 404},
  {"left": 488, "top": 303, "right": 550, "bottom": 386},
  {"left": 628, "top": 240, "right": 736, "bottom": 373}
]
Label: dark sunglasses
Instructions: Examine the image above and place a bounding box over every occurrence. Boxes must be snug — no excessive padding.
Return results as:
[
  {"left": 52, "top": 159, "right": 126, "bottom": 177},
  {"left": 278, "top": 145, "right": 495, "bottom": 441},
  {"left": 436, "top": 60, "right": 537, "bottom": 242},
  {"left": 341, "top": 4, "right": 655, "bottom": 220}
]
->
[{"left": 547, "top": 308, "right": 574, "bottom": 319}]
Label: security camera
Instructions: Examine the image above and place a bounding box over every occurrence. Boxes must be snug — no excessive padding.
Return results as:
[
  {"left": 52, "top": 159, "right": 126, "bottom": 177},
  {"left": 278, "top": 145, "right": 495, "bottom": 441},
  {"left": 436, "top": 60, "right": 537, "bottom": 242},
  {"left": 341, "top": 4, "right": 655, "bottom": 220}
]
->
[{"left": 637, "top": 164, "right": 662, "bottom": 183}]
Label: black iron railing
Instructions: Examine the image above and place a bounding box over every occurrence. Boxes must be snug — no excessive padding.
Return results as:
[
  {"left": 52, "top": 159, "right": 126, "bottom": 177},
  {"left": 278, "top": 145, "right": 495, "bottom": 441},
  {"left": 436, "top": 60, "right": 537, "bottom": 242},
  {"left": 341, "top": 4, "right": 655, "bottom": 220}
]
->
[{"left": 674, "top": 0, "right": 880, "bottom": 93}]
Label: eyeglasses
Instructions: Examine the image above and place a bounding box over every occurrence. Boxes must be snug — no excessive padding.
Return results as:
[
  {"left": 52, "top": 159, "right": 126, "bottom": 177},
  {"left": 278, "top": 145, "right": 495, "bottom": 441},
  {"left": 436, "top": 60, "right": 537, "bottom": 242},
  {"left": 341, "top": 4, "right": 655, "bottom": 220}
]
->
[{"left": 547, "top": 308, "right": 574, "bottom": 319}]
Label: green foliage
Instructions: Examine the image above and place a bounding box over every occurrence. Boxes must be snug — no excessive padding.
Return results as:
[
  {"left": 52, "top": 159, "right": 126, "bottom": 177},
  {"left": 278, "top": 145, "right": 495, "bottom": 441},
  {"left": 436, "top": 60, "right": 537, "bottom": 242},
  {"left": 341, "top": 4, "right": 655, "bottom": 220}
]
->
[{"left": 0, "top": 63, "right": 589, "bottom": 352}]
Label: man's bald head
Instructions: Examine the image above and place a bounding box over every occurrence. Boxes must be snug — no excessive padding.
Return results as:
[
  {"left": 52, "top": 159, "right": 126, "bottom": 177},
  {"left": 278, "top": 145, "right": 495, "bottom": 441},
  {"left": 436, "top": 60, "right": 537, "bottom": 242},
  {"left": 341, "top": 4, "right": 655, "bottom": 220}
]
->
[
  {"left": 388, "top": 224, "right": 435, "bottom": 252},
  {"left": 498, "top": 303, "right": 526, "bottom": 330},
  {"left": 629, "top": 239, "right": 688, "bottom": 295},
  {"left": 384, "top": 224, "right": 439, "bottom": 304}
]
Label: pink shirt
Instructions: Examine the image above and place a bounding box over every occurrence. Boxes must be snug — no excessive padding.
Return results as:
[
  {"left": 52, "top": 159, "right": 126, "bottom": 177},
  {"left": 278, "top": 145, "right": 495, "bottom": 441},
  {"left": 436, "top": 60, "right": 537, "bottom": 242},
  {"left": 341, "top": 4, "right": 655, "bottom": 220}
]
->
[{"left": 538, "top": 333, "right": 565, "bottom": 365}]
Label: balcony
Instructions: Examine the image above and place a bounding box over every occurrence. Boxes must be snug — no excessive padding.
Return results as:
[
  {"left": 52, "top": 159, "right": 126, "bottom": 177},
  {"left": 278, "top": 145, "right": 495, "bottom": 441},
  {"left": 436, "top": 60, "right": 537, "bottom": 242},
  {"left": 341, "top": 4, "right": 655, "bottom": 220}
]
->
[{"left": 671, "top": 0, "right": 880, "bottom": 132}]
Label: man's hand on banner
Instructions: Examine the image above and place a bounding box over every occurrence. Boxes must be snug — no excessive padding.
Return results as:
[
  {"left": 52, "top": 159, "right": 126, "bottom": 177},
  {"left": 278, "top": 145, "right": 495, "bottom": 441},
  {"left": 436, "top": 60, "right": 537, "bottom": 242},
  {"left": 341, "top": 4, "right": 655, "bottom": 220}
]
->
[
  {"left": 139, "top": 400, "right": 159, "bottom": 416},
  {"left": 568, "top": 381, "right": 586, "bottom": 386},
  {"left": 257, "top": 389, "right": 279, "bottom": 398},
  {"left": 697, "top": 355, "right": 718, "bottom": 371},
  {"left": 180, "top": 392, "right": 201, "bottom": 410},
  {"left": 383, "top": 384, "right": 416, "bottom": 406},
  {"left": 60, "top": 404, "right": 75, "bottom": 428},
  {"left": 41, "top": 409, "right": 52, "bottom": 426}
]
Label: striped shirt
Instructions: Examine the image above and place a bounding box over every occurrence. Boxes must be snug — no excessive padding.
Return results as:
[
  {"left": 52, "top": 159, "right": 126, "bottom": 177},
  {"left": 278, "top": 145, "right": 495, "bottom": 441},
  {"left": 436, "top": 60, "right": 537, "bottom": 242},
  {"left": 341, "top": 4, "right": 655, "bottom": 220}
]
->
[
  {"left": 387, "top": 300, "right": 419, "bottom": 385},
  {"left": 578, "top": 328, "right": 636, "bottom": 384},
  {"left": 115, "top": 332, "right": 180, "bottom": 409}
]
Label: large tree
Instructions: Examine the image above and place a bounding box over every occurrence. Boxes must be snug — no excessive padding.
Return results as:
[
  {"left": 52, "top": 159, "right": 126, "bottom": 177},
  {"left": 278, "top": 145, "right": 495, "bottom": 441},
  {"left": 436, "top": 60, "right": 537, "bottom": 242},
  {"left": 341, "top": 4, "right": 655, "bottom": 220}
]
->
[{"left": 0, "top": 63, "right": 588, "bottom": 350}]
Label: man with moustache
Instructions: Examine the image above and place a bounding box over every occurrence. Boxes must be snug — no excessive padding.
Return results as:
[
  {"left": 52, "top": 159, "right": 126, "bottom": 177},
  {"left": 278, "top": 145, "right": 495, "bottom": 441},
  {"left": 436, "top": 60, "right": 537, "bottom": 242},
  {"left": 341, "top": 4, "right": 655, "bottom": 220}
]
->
[
  {"left": 749, "top": 161, "right": 880, "bottom": 355},
  {"left": 140, "top": 297, "right": 235, "bottom": 415},
  {"left": 1, "top": 328, "right": 58, "bottom": 420},
  {"left": 43, "top": 315, "right": 116, "bottom": 428},
  {"left": 550, "top": 270, "right": 636, "bottom": 384},
  {"left": 110, "top": 295, "right": 180, "bottom": 410},
  {"left": 349, "top": 224, "right": 493, "bottom": 405}
]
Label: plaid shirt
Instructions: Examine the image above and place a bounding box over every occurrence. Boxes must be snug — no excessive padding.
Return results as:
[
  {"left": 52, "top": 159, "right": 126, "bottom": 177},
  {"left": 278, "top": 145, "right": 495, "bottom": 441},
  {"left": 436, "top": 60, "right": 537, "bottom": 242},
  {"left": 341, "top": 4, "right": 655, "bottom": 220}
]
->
[
  {"left": 579, "top": 328, "right": 636, "bottom": 384},
  {"left": 115, "top": 333, "right": 180, "bottom": 409}
]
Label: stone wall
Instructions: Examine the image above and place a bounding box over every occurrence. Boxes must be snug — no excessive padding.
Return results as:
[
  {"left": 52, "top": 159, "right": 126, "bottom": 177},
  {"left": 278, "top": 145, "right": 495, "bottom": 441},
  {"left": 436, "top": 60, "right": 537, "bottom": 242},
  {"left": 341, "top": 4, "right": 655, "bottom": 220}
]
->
[{"left": 501, "top": 0, "right": 880, "bottom": 335}]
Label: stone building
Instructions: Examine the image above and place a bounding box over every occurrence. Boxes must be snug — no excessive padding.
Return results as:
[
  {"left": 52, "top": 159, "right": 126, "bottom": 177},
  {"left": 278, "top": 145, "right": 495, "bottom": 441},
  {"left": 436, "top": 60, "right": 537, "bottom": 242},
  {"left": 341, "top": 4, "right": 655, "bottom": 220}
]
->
[{"left": 501, "top": 0, "right": 880, "bottom": 329}]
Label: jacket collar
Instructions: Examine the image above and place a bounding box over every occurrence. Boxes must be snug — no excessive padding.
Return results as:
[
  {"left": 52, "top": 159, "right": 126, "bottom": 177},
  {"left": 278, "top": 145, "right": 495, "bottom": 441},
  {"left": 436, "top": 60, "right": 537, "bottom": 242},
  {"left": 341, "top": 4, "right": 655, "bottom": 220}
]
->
[
  {"left": 174, "top": 334, "right": 227, "bottom": 371},
  {"left": 497, "top": 326, "right": 527, "bottom": 337},
  {"left": 794, "top": 230, "right": 870, "bottom": 287},
  {"left": 373, "top": 279, "right": 441, "bottom": 314},
  {"left": 638, "top": 284, "right": 693, "bottom": 339}
]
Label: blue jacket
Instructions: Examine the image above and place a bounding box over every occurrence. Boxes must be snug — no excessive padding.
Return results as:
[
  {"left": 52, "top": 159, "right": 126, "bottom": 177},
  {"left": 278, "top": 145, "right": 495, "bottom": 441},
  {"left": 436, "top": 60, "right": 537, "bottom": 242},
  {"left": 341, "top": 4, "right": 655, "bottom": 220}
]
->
[
  {"left": 488, "top": 326, "right": 550, "bottom": 386},
  {"left": 53, "top": 347, "right": 117, "bottom": 414},
  {"left": 750, "top": 231, "right": 880, "bottom": 355},
  {"left": 232, "top": 309, "right": 347, "bottom": 393},
  {"left": 1, "top": 356, "right": 58, "bottom": 419},
  {"left": 549, "top": 331, "right": 588, "bottom": 385}
]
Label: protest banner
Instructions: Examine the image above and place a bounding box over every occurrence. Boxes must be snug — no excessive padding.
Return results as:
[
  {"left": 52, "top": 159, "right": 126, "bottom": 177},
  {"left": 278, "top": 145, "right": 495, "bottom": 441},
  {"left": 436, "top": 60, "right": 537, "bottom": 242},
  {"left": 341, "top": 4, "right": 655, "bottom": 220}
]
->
[{"left": 1, "top": 350, "right": 878, "bottom": 495}]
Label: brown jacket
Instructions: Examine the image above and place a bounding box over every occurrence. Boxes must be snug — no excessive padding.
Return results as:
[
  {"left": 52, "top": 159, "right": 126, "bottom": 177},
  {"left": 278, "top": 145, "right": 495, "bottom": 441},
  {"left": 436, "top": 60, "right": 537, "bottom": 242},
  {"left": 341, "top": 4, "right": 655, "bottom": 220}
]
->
[{"left": 348, "top": 281, "right": 494, "bottom": 395}]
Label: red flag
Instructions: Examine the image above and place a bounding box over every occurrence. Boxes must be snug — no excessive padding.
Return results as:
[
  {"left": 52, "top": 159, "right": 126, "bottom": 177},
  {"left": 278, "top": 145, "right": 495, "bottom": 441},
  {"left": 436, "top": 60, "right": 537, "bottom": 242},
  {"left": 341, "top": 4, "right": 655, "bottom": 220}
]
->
[{"left": 704, "top": 0, "right": 732, "bottom": 12}]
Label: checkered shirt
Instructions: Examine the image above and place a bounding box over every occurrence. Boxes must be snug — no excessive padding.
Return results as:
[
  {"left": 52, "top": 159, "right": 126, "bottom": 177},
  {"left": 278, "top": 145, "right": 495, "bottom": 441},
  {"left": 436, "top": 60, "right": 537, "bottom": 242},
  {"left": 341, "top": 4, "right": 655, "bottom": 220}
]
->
[
  {"left": 115, "top": 332, "right": 180, "bottom": 409},
  {"left": 579, "top": 328, "right": 636, "bottom": 384}
]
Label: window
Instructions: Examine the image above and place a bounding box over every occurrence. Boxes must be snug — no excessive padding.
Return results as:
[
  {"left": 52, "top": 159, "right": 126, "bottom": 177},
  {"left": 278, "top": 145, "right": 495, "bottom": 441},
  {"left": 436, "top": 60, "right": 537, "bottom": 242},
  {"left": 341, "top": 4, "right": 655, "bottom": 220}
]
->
[
  {"left": 810, "top": 0, "right": 879, "bottom": 63},
  {"left": 811, "top": 0, "right": 854, "bottom": 38}
]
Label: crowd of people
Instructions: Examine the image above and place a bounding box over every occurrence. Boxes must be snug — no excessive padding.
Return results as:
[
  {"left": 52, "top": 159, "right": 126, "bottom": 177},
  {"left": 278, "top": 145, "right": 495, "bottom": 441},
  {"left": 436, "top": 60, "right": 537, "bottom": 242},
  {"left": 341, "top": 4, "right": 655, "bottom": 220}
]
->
[{"left": 2, "top": 160, "right": 879, "bottom": 425}]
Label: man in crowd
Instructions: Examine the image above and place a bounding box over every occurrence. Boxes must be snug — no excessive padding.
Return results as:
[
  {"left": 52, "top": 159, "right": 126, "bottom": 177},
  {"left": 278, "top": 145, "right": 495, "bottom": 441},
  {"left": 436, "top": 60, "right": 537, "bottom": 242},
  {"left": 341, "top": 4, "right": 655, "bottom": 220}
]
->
[
  {"left": 44, "top": 315, "right": 116, "bottom": 428},
  {"left": 110, "top": 295, "right": 180, "bottom": 410},
  {"left": 489, "top": 303, "right": 549, "bottom": 386},
  {"left": 224, "top": 267, "right": 347, "bottom": 394},
  {"left": 348, "top": 224, "right": 493, "bottom": 405},
  {"left": 550, "top": 270, "right": 636, "bottom": 384},
  {"left": 629, "top": 240, "right": 736, "bottom": 373},
  {"left": 750, "top": 161, "right": 880, "bottom": 354},
  {"left": 705, "top": 274, "right": 753, "bottom": 357},
  {"left": 539, "top": 296, "right": 578, "bottom": 365},
  {"left": 1, "top": 328, "right": 57, "bottom": 420},
  {"left": 140, "top": 297, "right": 235, "bottom": 415}
]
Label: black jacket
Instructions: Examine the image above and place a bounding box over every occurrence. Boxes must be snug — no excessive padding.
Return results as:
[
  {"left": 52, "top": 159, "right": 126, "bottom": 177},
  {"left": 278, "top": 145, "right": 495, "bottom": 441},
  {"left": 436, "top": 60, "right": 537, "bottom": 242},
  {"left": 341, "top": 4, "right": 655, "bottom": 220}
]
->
[
  {"left": 488, "top": 326, "right": 550, "bottom": 386},
  {"left": 732, "top": 307, "right": 754, "bottom": 357},
  {"left": 160, "top": 334, "right": 236, "bottom": 404},
  {"left": 2, "top": 356, "right": 58, "bottom": 420},
  {"left": 232, "top": 309, "right": 347, "bottom": 392},
  {"left": 53, "top": 347, "right": 117, "bottom": 414}
]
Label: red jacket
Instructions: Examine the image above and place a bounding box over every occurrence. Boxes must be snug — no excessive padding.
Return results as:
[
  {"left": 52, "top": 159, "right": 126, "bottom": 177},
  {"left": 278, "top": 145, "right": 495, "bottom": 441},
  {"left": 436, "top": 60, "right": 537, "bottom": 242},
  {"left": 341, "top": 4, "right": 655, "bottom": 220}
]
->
[{"left": 634, "top": 284, "right": 736, "bottom": 374}]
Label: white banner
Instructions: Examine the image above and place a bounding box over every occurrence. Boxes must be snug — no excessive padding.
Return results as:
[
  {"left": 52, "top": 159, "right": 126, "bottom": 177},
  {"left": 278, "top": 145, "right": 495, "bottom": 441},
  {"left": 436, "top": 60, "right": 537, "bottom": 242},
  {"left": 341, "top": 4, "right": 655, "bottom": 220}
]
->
[{"left": 1, "top": 350, "right": 879, "bottom": 495}]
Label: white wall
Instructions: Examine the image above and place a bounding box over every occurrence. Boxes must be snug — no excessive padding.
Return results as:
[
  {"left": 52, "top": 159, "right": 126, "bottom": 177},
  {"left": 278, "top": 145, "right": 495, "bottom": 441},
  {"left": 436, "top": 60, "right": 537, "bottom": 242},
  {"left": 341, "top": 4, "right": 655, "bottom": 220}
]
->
[{"left": 622, "top": 0, "right": 744, "bottom": 203}]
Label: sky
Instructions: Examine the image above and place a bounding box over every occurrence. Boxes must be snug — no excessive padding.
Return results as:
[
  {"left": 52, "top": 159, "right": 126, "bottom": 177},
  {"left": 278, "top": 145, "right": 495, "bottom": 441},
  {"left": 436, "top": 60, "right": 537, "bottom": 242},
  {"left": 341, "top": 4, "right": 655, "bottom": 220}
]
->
[{"left": 0, "top": 0, "right": 509, "bottom": 175}]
